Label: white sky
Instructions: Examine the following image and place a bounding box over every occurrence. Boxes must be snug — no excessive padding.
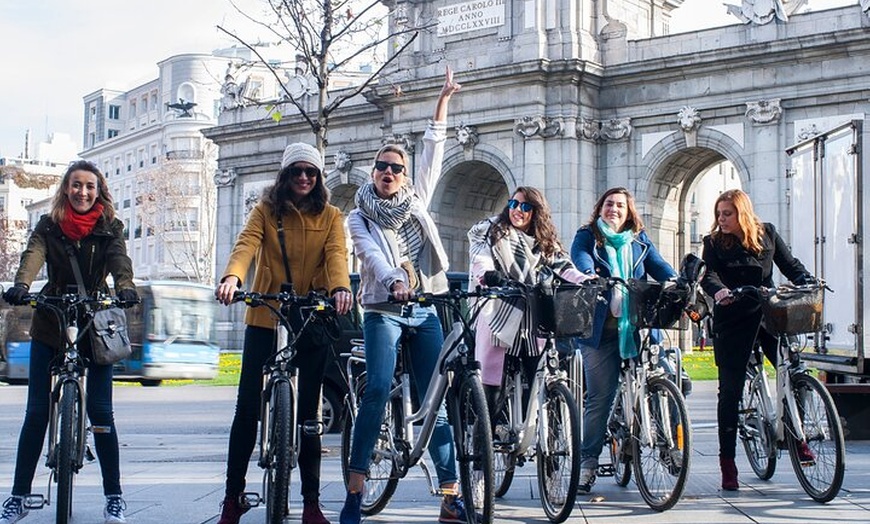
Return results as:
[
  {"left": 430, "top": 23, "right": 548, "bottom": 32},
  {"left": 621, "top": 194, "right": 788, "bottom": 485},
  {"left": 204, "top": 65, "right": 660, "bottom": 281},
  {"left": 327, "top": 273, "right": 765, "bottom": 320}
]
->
[{"left": 0, "top": 0, "right": 855, "bottom": 160}]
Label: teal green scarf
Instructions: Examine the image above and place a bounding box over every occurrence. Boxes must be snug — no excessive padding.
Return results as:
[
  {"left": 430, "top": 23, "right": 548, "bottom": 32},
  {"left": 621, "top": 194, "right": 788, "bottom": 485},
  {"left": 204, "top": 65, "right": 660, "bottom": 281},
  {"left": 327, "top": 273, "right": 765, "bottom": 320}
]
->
[{"left": 598, "top": 217, "right": 637, "bottom": 359}]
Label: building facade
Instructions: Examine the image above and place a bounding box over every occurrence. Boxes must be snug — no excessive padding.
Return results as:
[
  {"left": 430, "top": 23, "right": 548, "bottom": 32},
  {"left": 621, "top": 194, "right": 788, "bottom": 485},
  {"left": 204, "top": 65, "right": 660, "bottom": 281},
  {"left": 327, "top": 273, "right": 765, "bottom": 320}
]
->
[{"left": 205, "top": 1, "right": 870, "bottom": 350}]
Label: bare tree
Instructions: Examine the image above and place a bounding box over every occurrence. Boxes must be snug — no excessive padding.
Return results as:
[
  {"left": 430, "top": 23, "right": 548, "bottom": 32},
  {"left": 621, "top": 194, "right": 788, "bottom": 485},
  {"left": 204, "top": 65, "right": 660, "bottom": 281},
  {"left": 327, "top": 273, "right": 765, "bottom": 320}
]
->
[
  {"left": 219, "top": 0, "right": 434, "bottom": 152},
  {"left": 135, "top": 143, "right": 217, "bottom": 285},
  {"left": 0, "top": 219, "right": 25, "bottom": 281}
]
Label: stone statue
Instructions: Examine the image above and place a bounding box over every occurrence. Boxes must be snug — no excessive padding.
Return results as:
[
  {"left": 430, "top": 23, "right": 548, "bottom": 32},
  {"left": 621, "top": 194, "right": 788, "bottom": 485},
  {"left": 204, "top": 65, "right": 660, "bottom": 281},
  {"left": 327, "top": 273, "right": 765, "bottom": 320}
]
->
[
  {"left": 220, "top": 62, "right": 248, "bottom": 111},
  {"left": 724, "top": 0, "right": 789, "bottom": 25}
]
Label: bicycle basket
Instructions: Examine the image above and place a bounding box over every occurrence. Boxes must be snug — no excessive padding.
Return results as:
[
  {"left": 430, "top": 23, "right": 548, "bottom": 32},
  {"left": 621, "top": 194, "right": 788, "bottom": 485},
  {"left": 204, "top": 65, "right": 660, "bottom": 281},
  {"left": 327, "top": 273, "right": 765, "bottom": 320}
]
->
[
  {"left": 626, "top": 280, "right": 689, "bottom": 330},
  {"left": 760, "top": 286, "right": 824, "bottom": 336},
  {"left": 533, "top": 279, "right": 601, "bottom": 338}
]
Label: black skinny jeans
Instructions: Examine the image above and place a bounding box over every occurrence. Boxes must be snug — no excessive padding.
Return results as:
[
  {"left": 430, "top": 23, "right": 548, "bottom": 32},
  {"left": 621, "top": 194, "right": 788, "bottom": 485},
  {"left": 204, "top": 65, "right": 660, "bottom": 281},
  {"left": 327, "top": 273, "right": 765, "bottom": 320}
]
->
[
  {"left": 715, "top": 328, "right": 778, "bottom": 460},
  {"left": 224, "top": 325, "right": 330, "bottom": 503},
  {"left": 13, "top": 339, "right": 122, "bottom": 496}
]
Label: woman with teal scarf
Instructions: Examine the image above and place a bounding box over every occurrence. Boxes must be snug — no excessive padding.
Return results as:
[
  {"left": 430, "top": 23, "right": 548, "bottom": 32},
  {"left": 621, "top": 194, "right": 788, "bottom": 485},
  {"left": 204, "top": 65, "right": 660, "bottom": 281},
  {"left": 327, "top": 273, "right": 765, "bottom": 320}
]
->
[{"left": 570, "top": 187, "right": 677, "bottom": 493}]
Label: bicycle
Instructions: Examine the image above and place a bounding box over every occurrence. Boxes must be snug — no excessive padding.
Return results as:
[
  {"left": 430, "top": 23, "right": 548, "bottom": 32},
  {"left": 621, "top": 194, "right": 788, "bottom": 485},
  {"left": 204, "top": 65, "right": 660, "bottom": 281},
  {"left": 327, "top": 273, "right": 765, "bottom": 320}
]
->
[
  {"left": 487, "top": 279, "right": 600, "bottom": 523},
  {"left": 339, "top": 288, "right": 495, "bottom": 524},
  {"left": 601, "top": 257, "right": 704, "bottom": 512},
  {"left": 6, "top": 290, "right": 131, "bottom": 524},
  {"left": 230, "top": 289, "right": 335, "bottom": 524},
  {"left": 731, "top": 282, "right": 845, "bottom": 503}
]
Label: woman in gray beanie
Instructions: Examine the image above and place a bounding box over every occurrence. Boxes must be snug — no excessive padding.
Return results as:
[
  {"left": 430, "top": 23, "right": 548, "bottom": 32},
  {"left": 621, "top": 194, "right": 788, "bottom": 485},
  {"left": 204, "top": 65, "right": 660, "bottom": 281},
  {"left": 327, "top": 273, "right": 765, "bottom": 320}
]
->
[{"left": 215, "top": 141, "right": 353, "bottom": 524}]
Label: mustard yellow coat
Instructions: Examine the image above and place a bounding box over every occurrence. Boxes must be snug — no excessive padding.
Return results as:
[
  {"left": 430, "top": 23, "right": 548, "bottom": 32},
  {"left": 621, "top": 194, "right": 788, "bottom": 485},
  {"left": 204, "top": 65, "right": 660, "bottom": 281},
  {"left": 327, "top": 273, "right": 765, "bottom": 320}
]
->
[{"left": 222, "top": 201, "right": 351, "bottom": 329}]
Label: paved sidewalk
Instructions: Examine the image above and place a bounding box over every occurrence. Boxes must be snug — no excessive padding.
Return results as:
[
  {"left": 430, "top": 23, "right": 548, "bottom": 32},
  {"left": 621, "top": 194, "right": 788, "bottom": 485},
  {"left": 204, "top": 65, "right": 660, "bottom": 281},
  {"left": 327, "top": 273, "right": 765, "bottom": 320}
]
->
[{"left": 0, "top": 381, "right": 868, "bottom": 523}]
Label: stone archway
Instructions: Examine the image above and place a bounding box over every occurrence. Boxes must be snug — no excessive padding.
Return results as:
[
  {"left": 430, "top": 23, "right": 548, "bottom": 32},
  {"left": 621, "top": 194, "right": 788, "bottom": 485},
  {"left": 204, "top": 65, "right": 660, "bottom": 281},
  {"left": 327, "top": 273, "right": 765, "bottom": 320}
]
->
[{"left": 325, "top": 167, "right": 370, "bottom": 213}]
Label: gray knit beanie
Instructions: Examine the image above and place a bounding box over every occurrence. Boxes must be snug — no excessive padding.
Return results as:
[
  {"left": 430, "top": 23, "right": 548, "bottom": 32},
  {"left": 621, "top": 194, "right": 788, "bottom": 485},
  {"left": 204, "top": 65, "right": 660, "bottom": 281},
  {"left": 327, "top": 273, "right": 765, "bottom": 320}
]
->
[{"left": 281, "top": 142, "right": 324, "bottom": 171}]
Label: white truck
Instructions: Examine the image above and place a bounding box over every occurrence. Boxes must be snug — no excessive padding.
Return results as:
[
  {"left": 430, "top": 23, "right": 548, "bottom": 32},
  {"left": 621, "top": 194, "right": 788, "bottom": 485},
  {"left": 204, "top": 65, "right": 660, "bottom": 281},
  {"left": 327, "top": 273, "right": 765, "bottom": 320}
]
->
[{"left": 786, "top": 119, "right": 869, "bottom": 439}]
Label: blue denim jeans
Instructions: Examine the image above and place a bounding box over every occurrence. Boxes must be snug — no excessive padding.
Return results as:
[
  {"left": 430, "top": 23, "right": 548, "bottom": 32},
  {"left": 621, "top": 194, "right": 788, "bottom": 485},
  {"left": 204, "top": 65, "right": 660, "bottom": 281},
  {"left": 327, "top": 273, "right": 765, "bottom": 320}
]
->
[
  {"left": 348, "top": 306, "right": 457, "bottom": 485},
  {"left": 12, "top": 339, "right": 122, "bottom": 496},
  {"left": 579, "top": 327, "right": 621, "bottom": 470}
]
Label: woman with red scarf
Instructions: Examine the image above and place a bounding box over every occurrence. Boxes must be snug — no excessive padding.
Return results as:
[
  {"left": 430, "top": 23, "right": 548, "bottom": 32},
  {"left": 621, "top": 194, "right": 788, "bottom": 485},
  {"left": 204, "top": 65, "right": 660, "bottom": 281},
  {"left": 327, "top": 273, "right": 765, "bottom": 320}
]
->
[{"left": 0, "top": 160, "right": 137, "bottom": 524}]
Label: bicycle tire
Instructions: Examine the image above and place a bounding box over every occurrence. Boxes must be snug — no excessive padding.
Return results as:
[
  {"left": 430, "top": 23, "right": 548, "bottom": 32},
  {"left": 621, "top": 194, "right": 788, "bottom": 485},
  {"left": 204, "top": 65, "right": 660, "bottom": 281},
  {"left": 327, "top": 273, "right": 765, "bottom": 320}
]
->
[
  {"left": 451, "top": 374, "right": 494, "bottom": 524},
  {"left": 536, "top": 381, "right": 581, "bottom": 523},
  {"left": 340, "top": 376, "right": 400, "bottom": 516},
  {"left": 631, "top": 376, "right": 691, "bottom": 512},
  {"left": 739, "top": 371, "right": 776, "bottom": 480},
  {"left": 786, "top": 373, "right": 845, "bottom": 503},
  {"left": 608, "top": 391, "right": 632, "bottom": 487},
  {"left": 492, "top": 389, "right": 516, "bottom": 498},
  {"left": 55, "top": 380, "right": 79, "bottom": 524},
  {"left": 266, "top": 380, "right": 293, "bottom": 524}
]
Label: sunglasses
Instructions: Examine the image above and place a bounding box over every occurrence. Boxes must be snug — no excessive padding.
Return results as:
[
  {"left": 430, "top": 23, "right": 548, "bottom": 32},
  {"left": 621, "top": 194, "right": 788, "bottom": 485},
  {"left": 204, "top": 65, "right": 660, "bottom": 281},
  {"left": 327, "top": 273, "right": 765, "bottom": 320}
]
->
[
  {"left": 288, "top": 166, "right": 320, "bottom": 179},
  {"left": 507, "top": 199, "right": 534, "bottom": 213},
  {"left": 374, "top": 160, "right": 405, "bottom": 174}
]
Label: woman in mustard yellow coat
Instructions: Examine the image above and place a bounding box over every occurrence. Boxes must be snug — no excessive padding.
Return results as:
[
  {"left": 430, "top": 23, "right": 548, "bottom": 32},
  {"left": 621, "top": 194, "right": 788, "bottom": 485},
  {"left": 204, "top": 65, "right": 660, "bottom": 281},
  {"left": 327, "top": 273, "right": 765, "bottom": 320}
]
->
[{"left": 214, "top": 142, "right": 352, "bottom": 524}]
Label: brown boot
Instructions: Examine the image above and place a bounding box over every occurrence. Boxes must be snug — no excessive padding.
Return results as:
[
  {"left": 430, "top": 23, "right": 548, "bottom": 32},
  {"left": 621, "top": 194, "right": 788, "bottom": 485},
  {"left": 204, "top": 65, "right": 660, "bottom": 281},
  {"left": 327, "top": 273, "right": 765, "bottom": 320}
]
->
[
  {"left": 720, "top": 456, "right": 739, "bottom": 491},
  {"left": 302, "top": 500, "right": 331, "bottom": 524},
  {"left": 217, "top": 494, "right": 249, "bottom": 524}
]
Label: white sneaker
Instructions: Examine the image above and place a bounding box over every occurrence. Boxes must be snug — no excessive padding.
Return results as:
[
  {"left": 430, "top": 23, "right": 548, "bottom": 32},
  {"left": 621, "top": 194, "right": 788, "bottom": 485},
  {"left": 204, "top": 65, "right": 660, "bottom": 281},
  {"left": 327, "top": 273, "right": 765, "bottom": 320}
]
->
[
  {"left": 0, "top": 496, "right": 28, "bottom": 524},
  {"left": 103, "top": 495, "right": 127, "bottom": 524},
  {"left": 577, "top": 468, "right": 597, "bottom": 493}
]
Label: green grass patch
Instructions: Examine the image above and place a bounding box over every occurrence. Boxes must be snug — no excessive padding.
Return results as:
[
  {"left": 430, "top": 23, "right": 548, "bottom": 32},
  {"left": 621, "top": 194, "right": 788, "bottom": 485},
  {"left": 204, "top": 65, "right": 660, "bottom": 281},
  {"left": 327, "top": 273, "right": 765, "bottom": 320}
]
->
[{"left": 159, "top": 352, "right": 242, "bottom": 387}]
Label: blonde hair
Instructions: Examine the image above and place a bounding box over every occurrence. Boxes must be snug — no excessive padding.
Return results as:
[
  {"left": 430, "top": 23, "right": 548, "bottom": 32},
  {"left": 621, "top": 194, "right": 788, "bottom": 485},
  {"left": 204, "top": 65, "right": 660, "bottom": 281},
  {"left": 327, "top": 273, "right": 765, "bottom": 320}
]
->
[{"left": 710, "top": 189, "right": 764, "bottom": 254}]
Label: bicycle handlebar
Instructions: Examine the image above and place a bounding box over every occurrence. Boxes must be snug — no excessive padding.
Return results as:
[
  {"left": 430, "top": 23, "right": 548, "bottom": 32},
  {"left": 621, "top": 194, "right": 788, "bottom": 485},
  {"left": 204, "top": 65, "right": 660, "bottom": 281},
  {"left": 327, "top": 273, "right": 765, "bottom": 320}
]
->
[
  {"left": 231, "top": 289, "right": 336, "bottom": 312},
  {"left": 21, "top": 292, "right": 134, "bottom": 313},
  {"left": 728, "top": 281, "right": 825, "bottom": 303}
]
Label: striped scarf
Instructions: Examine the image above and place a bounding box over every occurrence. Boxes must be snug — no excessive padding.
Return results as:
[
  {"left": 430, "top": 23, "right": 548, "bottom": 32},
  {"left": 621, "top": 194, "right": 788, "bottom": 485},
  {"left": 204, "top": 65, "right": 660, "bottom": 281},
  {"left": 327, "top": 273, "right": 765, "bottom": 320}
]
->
[{"left": 355, "top": 182, "right": 415, "bottom": 230}]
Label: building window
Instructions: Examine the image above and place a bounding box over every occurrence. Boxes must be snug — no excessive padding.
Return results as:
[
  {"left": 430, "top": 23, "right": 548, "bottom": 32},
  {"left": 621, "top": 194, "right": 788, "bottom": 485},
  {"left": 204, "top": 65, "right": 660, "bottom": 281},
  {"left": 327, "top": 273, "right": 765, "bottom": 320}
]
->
[
  {"left": 108, "top": 105, "right": 120, "bottom": 119},
  {"left": 130, "top": 101, "right": 137, "bottom": 117},
  {"left": 108, "top": 129, "right": 119, "bottom": 139},
  {"left": 90, "top": 106, "right": 96, "bottom": 121}
]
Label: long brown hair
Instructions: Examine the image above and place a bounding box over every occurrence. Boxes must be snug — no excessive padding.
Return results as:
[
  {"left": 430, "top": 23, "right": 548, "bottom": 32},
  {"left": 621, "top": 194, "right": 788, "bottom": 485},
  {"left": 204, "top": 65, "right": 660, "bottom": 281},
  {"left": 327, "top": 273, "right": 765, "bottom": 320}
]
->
[
  {"left": 490, "top": 186, "right": 563, "bottom": 258},
  {"left": 709, "top": 189, "right": 764, "bottom": 254},
  {"left": 586, "top": 187, "right": 644, "bottom": 246},
  {"left": 50, "top": 160, "right": 115, "bottom": 223},
  {"left": 263, "top": 164, "right": 329, "bottom": 216}
]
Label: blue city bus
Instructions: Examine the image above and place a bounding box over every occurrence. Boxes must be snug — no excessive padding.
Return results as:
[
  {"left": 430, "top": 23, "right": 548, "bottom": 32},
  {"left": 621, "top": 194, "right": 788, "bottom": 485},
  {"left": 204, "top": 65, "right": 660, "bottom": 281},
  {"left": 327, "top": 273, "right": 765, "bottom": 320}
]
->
[{"left": 0, "top": 280, "right": 220, "bottom": 386}]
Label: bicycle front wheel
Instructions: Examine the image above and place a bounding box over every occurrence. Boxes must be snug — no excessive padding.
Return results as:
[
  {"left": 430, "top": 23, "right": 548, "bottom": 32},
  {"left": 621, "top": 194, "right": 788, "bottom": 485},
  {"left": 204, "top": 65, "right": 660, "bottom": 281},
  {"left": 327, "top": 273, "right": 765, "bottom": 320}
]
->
[
  {"left": 786, "top": 373, "right": 845, "bottom": 503},
  {"left": 55, "top": 380, "right": 80, "bottom": 524},
  {"left": 631, "top": 376, "right": 691, "bottom": 512},
  {"left": 536, "top": 381, "right": 581, "bottom": 523},
  {"left": 450, "top": 374, "right": 494, "bottom": 524},
  {"left": 739, "top": 371, "right": 776, "bottom": 480},
  {"left": 608, "top": 390, "right": 632, "bottom": 487},
  {"left": 266, "top": 380, "right": 293, "bottom": 524},
  {"left": 340, "top": 376, "right": 400, "bottom": 516}
]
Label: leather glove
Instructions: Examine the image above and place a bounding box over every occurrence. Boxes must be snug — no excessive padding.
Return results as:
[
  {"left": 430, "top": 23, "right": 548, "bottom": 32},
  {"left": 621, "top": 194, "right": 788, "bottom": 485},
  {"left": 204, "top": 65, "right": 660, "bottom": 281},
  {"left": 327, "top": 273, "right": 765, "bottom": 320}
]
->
[
  {"left": 483, "top": 270, "right": 508, "bottom": 287},
  {"left": 117, "top": 288, "right": 140, "bottom": 307},
  {"left": 3, "top": 284, "right": 29, "bottom": 305}
]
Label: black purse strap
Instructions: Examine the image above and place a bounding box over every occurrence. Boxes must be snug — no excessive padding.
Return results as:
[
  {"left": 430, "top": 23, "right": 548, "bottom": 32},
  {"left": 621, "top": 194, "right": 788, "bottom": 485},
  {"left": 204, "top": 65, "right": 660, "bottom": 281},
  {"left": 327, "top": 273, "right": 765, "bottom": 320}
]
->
[
  {"left": 276, "top": 215, "right": 294, "bottom": 292},
  {"left": 65, "top": 243, "right": 89, "bottom": 299}
]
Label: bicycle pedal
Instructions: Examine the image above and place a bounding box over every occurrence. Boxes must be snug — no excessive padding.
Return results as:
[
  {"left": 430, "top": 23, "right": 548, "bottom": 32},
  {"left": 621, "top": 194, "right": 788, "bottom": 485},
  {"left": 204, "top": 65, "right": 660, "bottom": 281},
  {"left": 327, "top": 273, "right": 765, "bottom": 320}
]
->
[
  {"left": 23, "top": 494, "right": 46, "bottom": 510},
  {"left": 239, "top": 492, "right": 262, "bottom": 509},
  {"left": 85, "top": 445, "right": 96, "bottom": 462},
  {"left": 303, "top": 420, "right": 324, "bottom": 436},
  {"left": 597, "top": 464, "right": 615, "bottom": 477}
]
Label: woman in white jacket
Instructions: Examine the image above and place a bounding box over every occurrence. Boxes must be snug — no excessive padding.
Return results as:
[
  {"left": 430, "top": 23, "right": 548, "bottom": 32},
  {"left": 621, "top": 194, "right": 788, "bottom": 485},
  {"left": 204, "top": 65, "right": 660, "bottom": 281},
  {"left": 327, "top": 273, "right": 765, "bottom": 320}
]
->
[{"left": 340, "top": 68, "right": 472, "bottom": 524}]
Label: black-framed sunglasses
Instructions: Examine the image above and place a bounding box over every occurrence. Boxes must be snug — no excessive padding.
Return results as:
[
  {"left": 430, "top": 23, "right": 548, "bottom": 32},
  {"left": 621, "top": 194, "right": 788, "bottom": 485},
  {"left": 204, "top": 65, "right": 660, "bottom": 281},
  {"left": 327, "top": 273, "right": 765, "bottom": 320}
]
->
[
  {"left": 374, "top": 160, "right": 405, "bottom": 174},
  {"left": 288, "top": 166, "right": 320, "bottom": 179},
  {"left": 507, "top": 199, "right": 534, "bottom": 213}
]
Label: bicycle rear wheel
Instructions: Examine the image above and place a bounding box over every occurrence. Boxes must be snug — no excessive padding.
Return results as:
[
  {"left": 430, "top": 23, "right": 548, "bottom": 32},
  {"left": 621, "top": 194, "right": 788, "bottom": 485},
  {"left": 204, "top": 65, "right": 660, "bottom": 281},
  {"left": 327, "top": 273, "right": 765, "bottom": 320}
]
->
[
  {"left": 451, "top": 374, "right": 494, "bottom": 524},
  {"left": 607, "top": 391, "right": 632, "bottom": 487},
  {"left": 492, "top": 383, "right": 516, "bottom": 498},
  {"left": 266, "top": 380, "right": 293, "bottom": 524},
  {"left": 536, "top": 381, "right": 581, "bottom": 523},
  {"left": 55, "top": 380, "right": 80, "bottom": 524},
  {"left": 786, "top": 373, "right": 845, "bottom": 503},
  {"left": 631, "top": 376, "right": 691, "bottom": 512},
  {"left": 739, "top": 371, "right": 776, "bottom": 480},
  {"left": 340, "top": 376, "right": 400, "bottom": 516}
]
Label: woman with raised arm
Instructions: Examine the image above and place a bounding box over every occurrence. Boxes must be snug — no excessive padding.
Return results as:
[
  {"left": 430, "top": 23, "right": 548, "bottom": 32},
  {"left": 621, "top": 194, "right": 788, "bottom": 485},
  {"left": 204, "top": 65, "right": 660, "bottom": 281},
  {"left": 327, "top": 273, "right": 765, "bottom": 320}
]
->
[
  {"left": 214, "top": 142, "right": 352, "bottom": 524},
  {"left": 467, "top": 186, "right": 590, "bottom": 409},
  {"left": 700, "top": 188, "right": 813, "bottom": 491},
  {"left": 570, "top": 187, "right": 676, "bottom": 494},
  {"left": 0, "top": 160, "right": 138, "bottom": 524},
  {"left": 340, "top": 67, "right": 470, "bottom": 524}
]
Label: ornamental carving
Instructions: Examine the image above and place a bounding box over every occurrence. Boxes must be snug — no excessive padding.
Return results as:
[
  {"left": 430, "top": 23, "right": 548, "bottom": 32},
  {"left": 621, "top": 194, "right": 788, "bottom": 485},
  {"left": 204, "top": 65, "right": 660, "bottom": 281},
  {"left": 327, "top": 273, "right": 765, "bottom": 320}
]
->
[
  {"left": 514, "top": 116, "right": 564, "bottom": 139},
  {"left": 334, "top": 150, "right": 353, "bottom": 173},
  {"left": 578, "top": 117, "right": 632, "bottom": 142},
  {"left": 579, "top": 118, "right": 600, "bottom": 141},
  {"left": 455, "top": 123, "right": 480, "bottom": 147},
  {"left": 797, "top": 124, "right": 821, "bottom": 141},
  {"left": 745, "top": 99, "right": 782, "bottom": 125},
  {"left": 382, "top": 133, "right": 415, "bottom": 154},
  {"left": 214, "top": 168, "right": 237, "bottom": 187},
  {"left": 724, "top": 0, "right": 804, "bottom": 25},
  {"left": 678, "top": 107, "right": 702, "bottom": 133}
]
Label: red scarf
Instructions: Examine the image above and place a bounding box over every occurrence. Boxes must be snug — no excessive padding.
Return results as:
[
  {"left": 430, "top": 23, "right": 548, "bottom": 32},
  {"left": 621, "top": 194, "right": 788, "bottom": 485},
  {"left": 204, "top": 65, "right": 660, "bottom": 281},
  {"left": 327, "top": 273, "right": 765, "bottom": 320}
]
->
[{"left": 60, "top": 201, "right": 105, "bottom": 241}]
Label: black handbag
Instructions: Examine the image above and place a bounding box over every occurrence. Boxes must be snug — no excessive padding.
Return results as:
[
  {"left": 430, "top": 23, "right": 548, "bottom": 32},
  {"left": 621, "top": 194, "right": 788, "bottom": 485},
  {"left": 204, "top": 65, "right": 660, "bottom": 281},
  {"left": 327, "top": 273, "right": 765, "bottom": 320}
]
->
[{"left": 66, "top": 244, "right": 132, "bottom": 365}]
